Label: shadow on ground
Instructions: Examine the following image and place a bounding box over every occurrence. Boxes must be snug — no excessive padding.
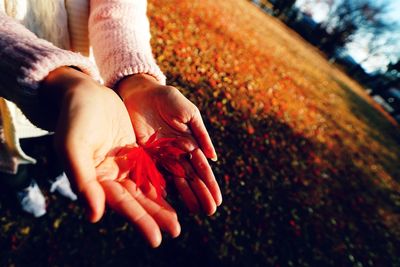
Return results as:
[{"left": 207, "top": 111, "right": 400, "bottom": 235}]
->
[{"left": 0, "top": 76, "right": 399, "bottom": 267}]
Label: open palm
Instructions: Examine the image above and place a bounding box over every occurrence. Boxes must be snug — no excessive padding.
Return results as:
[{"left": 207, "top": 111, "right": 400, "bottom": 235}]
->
[
  {"left": 118, "top": 74, "right": 222, "bottom": 215},
  {"left": 44, "top": 68, "right": 179, "bottom": 247}
]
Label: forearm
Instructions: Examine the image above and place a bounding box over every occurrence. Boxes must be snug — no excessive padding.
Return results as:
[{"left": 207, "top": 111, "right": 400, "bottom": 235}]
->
[
  {"left": 89, "top": 0, "right": 166, "bottom": 88},
  {"left": 0, "top": 12, "right": 99, "bottom": 110}
]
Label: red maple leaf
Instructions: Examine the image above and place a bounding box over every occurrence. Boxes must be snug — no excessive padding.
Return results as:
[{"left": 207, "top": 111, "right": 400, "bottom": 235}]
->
[{"left": 116, "top": 131, "right": 187, "bottom": 197}]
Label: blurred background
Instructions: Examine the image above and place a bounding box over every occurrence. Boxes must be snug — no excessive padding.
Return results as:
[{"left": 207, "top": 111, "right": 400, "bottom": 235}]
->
[
  {"left": 1, "top": 0, "right": 400, "bottom": 266},
  {"left": 252, "top": 0, "right": 400, "bottom": 120}
]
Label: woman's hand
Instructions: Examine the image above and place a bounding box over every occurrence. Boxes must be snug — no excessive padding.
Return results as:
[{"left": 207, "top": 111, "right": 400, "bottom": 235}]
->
[
  {"left": 38, "top": 67, "right": 180, "bottom": 247},
  {"left": 116, "top": 74, "right": 222, "bottom": 215}
]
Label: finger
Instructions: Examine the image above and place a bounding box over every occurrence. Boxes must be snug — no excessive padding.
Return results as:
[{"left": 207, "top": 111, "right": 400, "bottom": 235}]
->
[
  {"left": 101, "top": 180, "right": 162, "bottom": 248},
  {"left": 190, "top": 148, "right": 222, "bottom": 206},
  {"left": 174, "top": 135, "right": 197, "bottom": 152},
  {"left": 136, "top": 181, "right": 177, "bottom": 214},
  {"left": 172, "top": 139, "right": 218, "bottom": 213},
  {"left": 124, "top": 180, "right": 177, "bottom": 218},
  {"left": 122, "top": 179, "right": 181, "bottom": 238},
  {"left": 95, "top": 156, "right": 121, "bottom": 181},
  {"left": 188, "top": 109, "right": 217, "bottom": 161},
  {"left": 181, "top": 161, "right": 217, "bottom": 216},
  {"left": 174, "top": 176, "right": 200, "bottom": 213},
  {"left": 61, "top": 142, "right": 105, "bottom": 223},
  {"left": 188, "top": 175, "right": 217, "bottom": 216}
]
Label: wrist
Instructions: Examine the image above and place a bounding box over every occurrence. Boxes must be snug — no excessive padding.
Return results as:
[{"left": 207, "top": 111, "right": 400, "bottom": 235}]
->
[
  {"left": 40, "top": 66, "right": 96, "bottom": 101},
  {"left": 35, "top": 67, "right": 96, "bottom": 128},
  {"left": 116, "top": 73, "right": 159, "bottom": 100}
]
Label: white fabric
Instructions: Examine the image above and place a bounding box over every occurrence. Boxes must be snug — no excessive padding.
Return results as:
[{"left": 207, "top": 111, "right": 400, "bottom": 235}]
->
[
  {"left": 0, "top": 0, "right": 73, "bottom": 171},
  {"left": 0, "top": 99, "right": 37, "bottom": 168},
  {"left": 50, "top": 172, "right": 78, "bottom": 201},
  {"left": 5, "top": 100, "right": 49, "bottom": 139},
  {"left": 2, "top": 0, "right": 71, "bottom": 139},
  {"left": 65, "top": 0, "right": 89, "bottom": 55},
  {"left": 17, "top": 179, "right": 46, "bottom": 217},
  {"left": 4, "top": 0, "right": 71, "bottom": 49}
]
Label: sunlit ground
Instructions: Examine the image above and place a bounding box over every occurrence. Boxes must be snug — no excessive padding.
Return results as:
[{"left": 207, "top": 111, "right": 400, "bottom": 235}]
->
[{"left": 1, "top": 0, "right": 399, "bottom": 266}]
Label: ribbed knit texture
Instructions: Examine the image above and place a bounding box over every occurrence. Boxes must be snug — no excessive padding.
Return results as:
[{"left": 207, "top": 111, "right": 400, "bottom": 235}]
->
[
  {"left": 0, "top": 0, "right": 167, "bottom": 174},
  {"left": 0, "top": 12, "right": 100, "bottom": 110},
  {"left": 19, "top": 0, "right": 72, "bottom": 50},
  {"left": 0, "top": 0, "right": 167, "bottom": 173},
  {"left": 89, "top": 0, "right": 166, "bottom": 88},
  {"left": 66, "top": 0, "right": 90, "bottom": 56}
]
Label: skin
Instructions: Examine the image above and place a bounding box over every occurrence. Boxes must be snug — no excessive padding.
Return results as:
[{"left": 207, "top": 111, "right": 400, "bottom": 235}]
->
[
  {"left": 36, "top": 67, "right": 221, "bottom": 248},
  {"left": 116, "top": 74, "right": 223, "bottom": 215},
  {"left": 38, "top": 67, "right": 178, "bottom": 247}
]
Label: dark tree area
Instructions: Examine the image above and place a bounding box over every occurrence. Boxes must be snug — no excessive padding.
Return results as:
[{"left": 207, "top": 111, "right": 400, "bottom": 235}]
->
[
  {"left": 388, "top": 60, "right": 400, "bottom": 73},
  {"left": 383, "top": 60, "right": 400, "bottom": 90},
  {"left": 369, "top": 60, "right": 400, "bottom": 91},
  {"left": 252, "top": 0, "right": 394, "bottom": 59},
  {"left": 316, "top": 0, "right": 392, "bottom": 56},
  {"left": 271, "top": 0, "right": 297, "bottom": 17},
  {"left": 250, "top": 0, "right": 400, "bottom": 119},
  {"left": 249, "top": 0, "right": 297, "bottom": 18}
]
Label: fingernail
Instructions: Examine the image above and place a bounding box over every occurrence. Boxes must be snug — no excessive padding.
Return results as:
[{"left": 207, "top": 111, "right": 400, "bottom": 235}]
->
[
  {"left": 211, "top": 156, "right": 218, "bottom": 162},
  {"left": 172, "top": 223, "right": 181, "bottom": 238},
  {"left": 150, "top": 235, "right": 162, "bottom": 248},
  {"left": 207, "top": 205, "right": 217, "bottom": 216},
  {"left": 217, "top": 195, "right": 223, "bottom": 206}
]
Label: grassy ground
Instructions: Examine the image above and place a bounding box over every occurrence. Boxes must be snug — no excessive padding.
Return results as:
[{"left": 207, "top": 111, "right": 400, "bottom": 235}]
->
[{"left": 1, "top": 0, "right": 400, "bottom": 266}]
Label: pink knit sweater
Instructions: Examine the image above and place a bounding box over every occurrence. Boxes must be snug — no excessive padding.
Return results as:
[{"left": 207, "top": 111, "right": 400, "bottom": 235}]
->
[{"left": 0, "top": 0, "right": 166, "bottom": 112}]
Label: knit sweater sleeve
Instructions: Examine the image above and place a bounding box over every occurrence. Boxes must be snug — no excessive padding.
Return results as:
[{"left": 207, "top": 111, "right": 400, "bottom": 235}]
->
[
  {"left": 0, "top": 12, "right": 100, "bottom": 110},
  {"left": 89, "top": 0, "right": 166, "bottom": 88}
]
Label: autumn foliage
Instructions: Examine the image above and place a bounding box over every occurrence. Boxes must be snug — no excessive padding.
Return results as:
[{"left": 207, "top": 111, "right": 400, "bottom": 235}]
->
[{"left": 1, "top": 0, "right": 399, "bottom": 266}]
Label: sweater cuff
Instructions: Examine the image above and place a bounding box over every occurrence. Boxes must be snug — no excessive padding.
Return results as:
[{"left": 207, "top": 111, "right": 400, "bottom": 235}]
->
[
  {"left": 104, "top": 52, "right": 166, "bottom": 88},
  {"left": 0, "top": 41, "right": 100, "bottom": 114},
  {"left": 17, "top": 43, "right": 101, "bottom": 91},
  {"left": 0, "top": 39, "right": 100, "bottom": 102}
]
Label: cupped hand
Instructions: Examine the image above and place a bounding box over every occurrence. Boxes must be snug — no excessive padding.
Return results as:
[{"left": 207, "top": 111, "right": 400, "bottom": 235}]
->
[
  {"left": 116, "top": 74, "right": 222, "bottom": 215},
  {"left": 39, "top": 67, "right": 180, "bottom": 247}
]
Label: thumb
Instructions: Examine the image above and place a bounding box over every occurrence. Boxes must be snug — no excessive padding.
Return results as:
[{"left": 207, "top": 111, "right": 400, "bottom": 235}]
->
[
  {"left": 58, "top": 139, "right": 106, "bottom": 223},
  {"left": 188, "top": 108, "right": 218, "bottom": 161}
]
